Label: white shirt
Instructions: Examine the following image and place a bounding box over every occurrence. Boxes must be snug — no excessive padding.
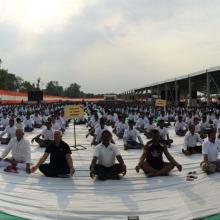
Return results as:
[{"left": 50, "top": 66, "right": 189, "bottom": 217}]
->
[
  {"left": 202, "top": 139, "right": 220, "bottom": 162},
  {"left": 94, "top": 143, "right": 120, "bottom": 167},
  {"left": 200, "top": 121, "right": 209, "bottom": 131},
  {"left": 59, "top": 116, "right": 67, "bottom": 129},
  {"left": 94, "top": 126, "right": 108, "bottom": 142},
  {"left": 0, "top": 117, "right": 9, "bottom": 127},
  {"left": 116, "top": 122, "right": 128, "bottom": 134},
  {"left": 184, "top": 131, "right": 203, "bottom": 148},
  {"left": 144, "top": 123, "right": 156, "bottom": 132},
  {"left": 1, "top": 137, "right": 31, "bottom": 163},
  {"left": 15, "top": 122, "right": 24, "bottom": 130},
  {"left": 175, "top": 121, "right": 187, "bottom": 132},
  {"left": 52, "top": 122, "right": 61, "bottom": 131},
  {"left": 3, "top": 126, "right": 16, "bottom": 138},
  {"left": 157, "top": 127, "right": 169, "bottom": 140},
  {"left": 41, "top": 128, "right": 54, "bottom": 140},
  {"left": 23, "top": 119, "right": 34, "bottom": 128},
  {"left": 34, "top": 116, "right": 42, "bottom": 125},
  {"left": 123, "top": 128, "right": 143, "bottom": 144},
  {"left": 135, "top": 118, "right": 146, "bottom": 128}
]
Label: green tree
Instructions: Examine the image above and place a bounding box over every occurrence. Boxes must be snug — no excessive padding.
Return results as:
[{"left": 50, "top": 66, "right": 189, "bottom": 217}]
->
[
  {"left": 19, "top": 81, "right": 35, "bottom": 92},
  {"left": 0, "top": 69, "right": 20, "bottom": 91},
  {"left": 44, "top": 81, "right": 64, "bottom": 96},
  {"left": 64, "top": 83, "right": 82, "bottom": 98}
]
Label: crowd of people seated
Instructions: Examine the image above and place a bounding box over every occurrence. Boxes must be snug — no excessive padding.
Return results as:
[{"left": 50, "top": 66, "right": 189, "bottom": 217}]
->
[{"left": 0, "top": 101, "right": 219, "bottom": 180}]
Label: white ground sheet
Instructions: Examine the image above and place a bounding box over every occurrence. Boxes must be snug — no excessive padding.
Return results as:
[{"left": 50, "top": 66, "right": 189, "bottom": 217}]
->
[{"left": 0, "top": 124, "right": 219, "bottom": 220}]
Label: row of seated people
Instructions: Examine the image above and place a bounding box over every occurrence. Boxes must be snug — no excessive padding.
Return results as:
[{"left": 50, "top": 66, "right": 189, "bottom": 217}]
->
[
  {"left": 0, "top": 127, "right": 219, "bottom": 180},
  {"left": 0, "top": 113, "right": 68, "bottom": 145},
  {"left": 86, "top": 114, "right": 173, "bottom": 149}
]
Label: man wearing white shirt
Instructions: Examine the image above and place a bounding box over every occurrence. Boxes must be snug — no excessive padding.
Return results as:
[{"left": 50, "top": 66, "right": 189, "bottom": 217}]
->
[
  {"left": 0, "top": 113, "right": 9, "bottom": 130},
  {"left": 157, "top": 120, "right": 173, "bottom": 147},
  {"left": 23, "top": 114, "right": 34, "bottom": 132},
  {"left": 201, "top": 129, "right": 220, "bottom": 174},
  {"left": 91, "top": 118, "right": 110, "bottom": 145},
  {"left": 0, "top": 119, "right": 16, "bottom": 144},
  {"left": 33, "top": 112, "right": 42, "bottom": 128},
  {"left": 115, "top": 116, "right": 127, "bottom": 139},
  {"left": 144, "top": 117, "right": 155, "bottom": 139},
  {"left": 182, "top": 124, "right": 203, "bottom": 155},
  {"left": 31, "top": 121, "right": 54, "bottom": 148},
  {"left": 90, "top": 130, "right": 126, "bottom": 181},
  {"left": 123, "top": 120, "right": 144, "bottom": 150},
  {"left": 0, "top": 129, "right": 31, "bottom": 174},
  {"left": 175, "top": 116, "right": 188, "bottom": 136},
  {"left": 135, "top": 112, "right": 146, "bottom": 133}
]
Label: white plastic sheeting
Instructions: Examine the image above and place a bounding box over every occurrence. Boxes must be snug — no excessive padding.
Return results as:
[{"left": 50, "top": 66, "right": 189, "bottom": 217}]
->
[{"left": 0, "top": 124, "right": 219, "bottom": 220}]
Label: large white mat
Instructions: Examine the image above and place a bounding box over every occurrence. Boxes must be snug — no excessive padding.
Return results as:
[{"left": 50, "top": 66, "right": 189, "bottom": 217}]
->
[{"left": 0, "top": 124, "right": 219, "bottom": 220}]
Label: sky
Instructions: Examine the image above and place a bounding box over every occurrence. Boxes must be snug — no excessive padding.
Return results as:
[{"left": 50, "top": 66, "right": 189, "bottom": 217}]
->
[{"left": 0, "top": 0, "right": 220, "bottom": 94}]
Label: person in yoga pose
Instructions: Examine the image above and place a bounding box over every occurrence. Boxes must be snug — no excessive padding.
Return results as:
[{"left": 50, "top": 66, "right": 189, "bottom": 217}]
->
[
  {"left": 90, "top": 130, "right": 127, "bottom": 181},
  {"left": 31, "top": 130, "right": 75, "bottom": 177},
  {"left": 0, "top": 128, "right": 31, "bottom": 174},
  {"left": 136, "top": 129, "right": 182, "bottom": 177}
]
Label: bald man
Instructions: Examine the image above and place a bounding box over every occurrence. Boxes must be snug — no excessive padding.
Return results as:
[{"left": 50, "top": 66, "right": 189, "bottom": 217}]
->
[
  {"left": 0, "top": 128, "right": 31, "bottom": 174},
  {"left": 31, "top": 130, "right": 75, "bottom": 177}
]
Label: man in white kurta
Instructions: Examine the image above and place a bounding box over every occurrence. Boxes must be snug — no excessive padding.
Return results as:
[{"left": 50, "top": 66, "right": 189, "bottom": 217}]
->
[{"left": 0, "top": 129, "right": 31, "bottom": 173}]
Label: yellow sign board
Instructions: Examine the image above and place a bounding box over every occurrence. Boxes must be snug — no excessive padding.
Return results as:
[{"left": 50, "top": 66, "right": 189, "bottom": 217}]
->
[
  {"left": 64, "top": 105, "right": 84, "bottom": 119},
  {"left": 155, "top": 99, "right": 166, "bottom": 107}
]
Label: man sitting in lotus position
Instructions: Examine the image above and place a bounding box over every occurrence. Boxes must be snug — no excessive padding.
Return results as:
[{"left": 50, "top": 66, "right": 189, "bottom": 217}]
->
[
  {"left": 31, "top": 130, "right": 75, "bottom": 177},
  {"left": 0, "top": 128, "right": 31, "bottom": 174},
  {"left": 90, "top": 130, "right": 127, "bottom": 181},
  {"left": 136, "top": 129, "right": 182, "bottom": 177}
]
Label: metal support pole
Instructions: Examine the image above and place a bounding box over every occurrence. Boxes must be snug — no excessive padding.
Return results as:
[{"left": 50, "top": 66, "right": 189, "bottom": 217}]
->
[
  {"left": 165, "top": 83, "right": 168, "bottom": 102},
  {"left": 175, "top": 80, "right": 178, "bottom": 107},
  {"left": 188, "top": 76, "right": 192, "bottom": 107},
  {"left": 207, "top": 70, "right": 210, "bottom": 106}
]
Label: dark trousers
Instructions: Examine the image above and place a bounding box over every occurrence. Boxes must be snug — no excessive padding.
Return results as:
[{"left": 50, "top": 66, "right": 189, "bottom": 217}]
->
[
  {"left": 125, "top": 140, "right": 143, "bottom": 149},
  {"left": 39, "top": 164, "right": 70, "bottom": 177},
  {"left": 187, "top": 146, "right": 202, "bottom": 153},
  {"left": 35, "top": 138, "right": 53, "bottom": 148},
  {"left": 24, "top": 127, "right": 34, "bottom": 132},
  {"left": 94, "top": 164, "right": 123, "bottom": 180}
]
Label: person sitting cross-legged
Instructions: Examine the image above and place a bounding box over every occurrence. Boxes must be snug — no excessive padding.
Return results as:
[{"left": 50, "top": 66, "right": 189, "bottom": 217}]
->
[
  {"left": 90, "top": 130, "right": 127, "bottom": 181},
  {"left": 0, "top": 128, "right": 31, "bottom": 174},
  {"left": 182, "top": 124, "right": 203, "bottom": 155},
  {"left": 200, "top": 129, "right": 220, "bottom": 174},
  {"left": 135, "top": 129, "right": 182, "bottom": 177},
  {"left": 31, "top": 120, "right": 54, "bottom": 148},
  {"left": 157, "top": 119, "right": 173, "bottom": 147},
  {"left": 123, "top": 120, "right": 144, "bottom": 150},
  {"left": 175, "top": 116, "right": 188, "bottom": 136},
  {"left": 31, "top": 130, "right": 75, "bottom": 177}
]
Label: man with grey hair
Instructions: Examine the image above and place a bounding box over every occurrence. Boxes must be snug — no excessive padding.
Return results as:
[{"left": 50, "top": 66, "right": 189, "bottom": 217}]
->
[
  {"left": 0, "top": 128, "right": 31, "bottom": 174},
  {"left": 31, "top": 130, "right": 75, "bottom": 177}
]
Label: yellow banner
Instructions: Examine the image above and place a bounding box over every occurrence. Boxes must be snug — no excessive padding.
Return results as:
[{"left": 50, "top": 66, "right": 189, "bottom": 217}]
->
[
  {"left": 64, "top": 105, "right": 84, "bottom": 119},
  {"left": 155, "top": 99, "right": 166, "bottom": 107}
]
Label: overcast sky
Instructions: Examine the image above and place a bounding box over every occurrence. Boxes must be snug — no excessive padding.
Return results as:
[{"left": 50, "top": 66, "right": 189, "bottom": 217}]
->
[{"left": 1, "top": 0, "right": 220, "bottom": 94}]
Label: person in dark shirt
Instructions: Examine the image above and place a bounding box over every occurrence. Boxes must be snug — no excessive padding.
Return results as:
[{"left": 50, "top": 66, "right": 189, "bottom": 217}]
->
[
  {"left": 135, "top": 129, "right": 182, "bottom": 177},
  {"left": 31, "top": 130, "right": 75, "bottom": 177}
]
